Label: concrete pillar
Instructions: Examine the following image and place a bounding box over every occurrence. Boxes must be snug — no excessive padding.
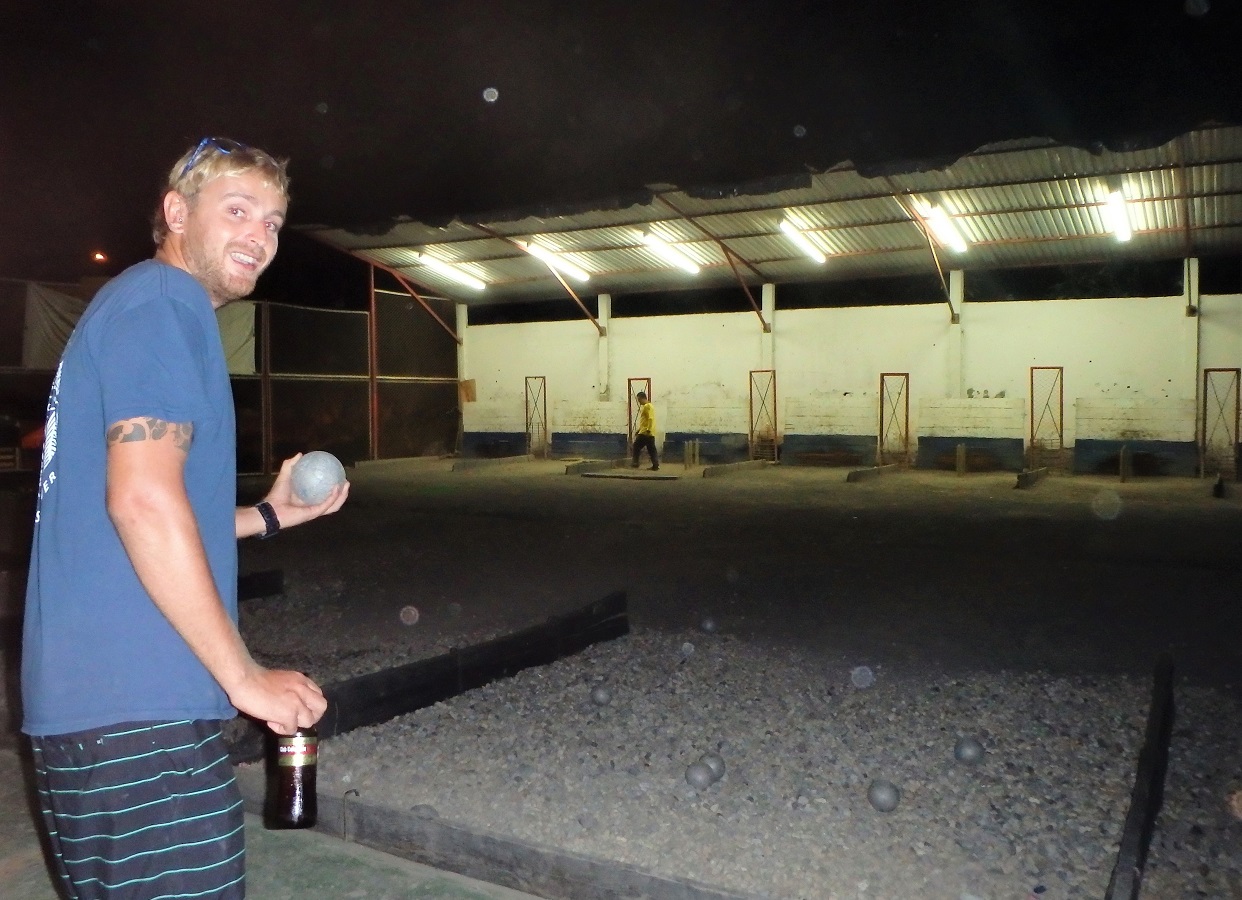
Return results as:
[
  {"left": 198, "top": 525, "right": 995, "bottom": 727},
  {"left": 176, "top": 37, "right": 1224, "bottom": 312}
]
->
[
  {"left": 456, "top": 303, "right": 468, "bottom": 381},
  {"left": 761, "top": 284, "right": 776, "bottom": 370},
  {"left": 1184, "top": 258, "right": 1202, "bottom": 453},
  {"left": 597, "top": 294, "right": 611, "bottom": 400},
  {"left": 947, "top": 270, "right": 964, "bottom": 398}
]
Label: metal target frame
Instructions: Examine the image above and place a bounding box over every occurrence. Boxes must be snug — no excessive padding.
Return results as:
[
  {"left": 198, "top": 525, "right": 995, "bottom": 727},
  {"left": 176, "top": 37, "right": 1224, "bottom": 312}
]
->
[
  {"left": 1029, "top": 366, "right": 1065, "bottom": 467},
  {"left": 1201, "top": 367, "right": 1240, "bottom": 479},
  {"left": 525, "top": 375, "right": 548, "bottom": 458},
  {"left": 878, "top": 373, "right": 910, "bottom": 466},
  {"left": 749, "top": 369, "right": 777, "bottom": 461}
]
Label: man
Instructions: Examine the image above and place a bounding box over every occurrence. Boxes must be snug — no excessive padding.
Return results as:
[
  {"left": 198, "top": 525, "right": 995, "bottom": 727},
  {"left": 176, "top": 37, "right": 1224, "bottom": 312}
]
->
[
  {"left": 631, "top": 391, "right": 659, "bottom": 470},
  {"left": 22, "top": 137, "right": 348, "bottom": 898}
]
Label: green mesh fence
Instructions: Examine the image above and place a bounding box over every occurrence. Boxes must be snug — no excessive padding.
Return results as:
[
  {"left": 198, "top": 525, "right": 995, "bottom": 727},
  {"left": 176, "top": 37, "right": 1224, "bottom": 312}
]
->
[
  {"left": 231, "top": 300, "right": 459, "bottom": 473},
  {"left": 375, "top": 293, "right": 457, "bottom": 377}
]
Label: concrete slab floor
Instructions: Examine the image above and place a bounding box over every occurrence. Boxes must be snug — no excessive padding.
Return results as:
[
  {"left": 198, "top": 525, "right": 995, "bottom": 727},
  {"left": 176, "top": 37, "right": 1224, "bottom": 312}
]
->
[{"left": 0, "top": 737, "right": 538, "bottom": 900}]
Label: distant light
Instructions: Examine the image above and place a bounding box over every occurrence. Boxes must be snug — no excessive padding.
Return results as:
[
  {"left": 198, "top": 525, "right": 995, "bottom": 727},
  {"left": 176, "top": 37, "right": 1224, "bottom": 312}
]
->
[
  {"left": 91, "top": 251, "right": 108, "bottom": 264},
  {"left": 638, "top": 231, "right": 700, "bottom": 275},
  {"left": 520, "top": 240, "right": 590, "bottom": 283},
  {"left": 417, "top": 253, "right": 487, "bottom": 291},
  {"left": 482, "top": 87, "right": 499, "bottom": 103},
  {"left": 779, "top": 215, "right": 827, "bottom": 264},
  {"left": 923, "top": 205, "right": 969, "bottom": 253},
  {"left": 1104, "top": 190, "right": 1132, "bottom": 242},
  {"left": 793, "top": 124, "right": 807, "bottom": 138}
]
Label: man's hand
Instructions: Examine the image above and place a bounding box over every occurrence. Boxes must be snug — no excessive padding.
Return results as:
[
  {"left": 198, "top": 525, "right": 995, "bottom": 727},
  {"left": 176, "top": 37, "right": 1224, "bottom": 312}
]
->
[
  {"left": 227, "top": 663, "right": 328, "bottom": 735},
  {"left": 237, "top": 453, "right": 349, "bottom": 539},
  {"left": 267, "top": 453, "right": 350, "bottom": 527}
]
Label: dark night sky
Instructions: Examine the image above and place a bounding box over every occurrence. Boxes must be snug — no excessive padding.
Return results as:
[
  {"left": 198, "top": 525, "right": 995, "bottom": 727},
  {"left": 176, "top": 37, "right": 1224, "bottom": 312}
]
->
[{"left": 3, "top": 0, "right": 1241, "bottom": 307}]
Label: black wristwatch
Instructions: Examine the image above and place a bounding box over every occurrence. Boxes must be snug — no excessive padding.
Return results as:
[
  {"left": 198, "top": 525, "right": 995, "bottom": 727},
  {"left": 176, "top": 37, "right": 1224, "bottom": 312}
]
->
[{"left": 255, "top": 501, "right": 281, "bottom": 539}]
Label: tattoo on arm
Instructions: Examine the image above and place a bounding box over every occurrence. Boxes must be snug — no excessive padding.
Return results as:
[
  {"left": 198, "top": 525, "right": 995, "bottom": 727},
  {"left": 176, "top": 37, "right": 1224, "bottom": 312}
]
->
[{"left": 107, "top": 417, "right": 194, "bottom": 452}]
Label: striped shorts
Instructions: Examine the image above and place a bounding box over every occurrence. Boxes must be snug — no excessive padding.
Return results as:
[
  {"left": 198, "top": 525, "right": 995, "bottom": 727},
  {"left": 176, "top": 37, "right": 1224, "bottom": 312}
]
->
[{"left": 30, "top": 719, "right": 245, "bottom": 899}]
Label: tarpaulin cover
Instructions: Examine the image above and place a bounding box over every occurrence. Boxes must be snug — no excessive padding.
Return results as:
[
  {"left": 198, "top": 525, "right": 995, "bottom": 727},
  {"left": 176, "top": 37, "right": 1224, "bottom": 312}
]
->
[
  {"left": 22, "top": 283, "right": 87, "bottom": 369},
  {"left": 217, "top": 300, "right": 256, "bottom": 375}
]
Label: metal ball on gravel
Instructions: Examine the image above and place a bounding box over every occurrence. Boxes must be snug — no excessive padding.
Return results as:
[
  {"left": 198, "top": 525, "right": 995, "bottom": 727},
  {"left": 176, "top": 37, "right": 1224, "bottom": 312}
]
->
[
  {"left": 699, "top": 752, "right": 725, "bottom": 781},
  {"left": 685, "top": 761, "right": 715, "bottom": 790},
  {"left": 867, "top": 779, "right": 900, "bottom": 812},
  {"left": 850, "top": 665, "right": 876, "bottom": 689},
  {"left": 954, "top": 736, "right": 985, "bottom": 765},
  {"left": 590, "top": 686, "right": 612, "bottom": 706}
]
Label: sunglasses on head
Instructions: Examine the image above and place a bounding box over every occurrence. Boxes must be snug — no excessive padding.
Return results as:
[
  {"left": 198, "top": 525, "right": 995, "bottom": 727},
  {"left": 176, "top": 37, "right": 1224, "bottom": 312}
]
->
[{"left": 179, "top": 137, "right": 249, "bottom": 179}]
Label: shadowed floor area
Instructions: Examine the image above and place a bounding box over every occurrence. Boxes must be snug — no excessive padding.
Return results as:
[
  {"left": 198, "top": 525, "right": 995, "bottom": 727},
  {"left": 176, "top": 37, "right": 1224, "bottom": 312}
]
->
[{"left": 234, "top": 461, "right": 1242, "bottom": 693}]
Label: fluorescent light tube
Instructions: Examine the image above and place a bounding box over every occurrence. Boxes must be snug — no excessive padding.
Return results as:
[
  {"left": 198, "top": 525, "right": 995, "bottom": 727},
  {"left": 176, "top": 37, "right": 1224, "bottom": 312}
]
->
[
  {"left": 520, "top": 240, "right": 590, "bottom": 283},
  {"left": 1105, "top": 190, "right": 1132, "bottom": 242},
  {"left": 417, "top": 253, "right": 486, "bottom": 291},
  {"left": 924, "top": 205, "right": 969, "bottom": 253},
  {"left": 639, "top": 231, "right": 700, "bottom": 274},
  {"left": 779, "top": 217, "right": 827, "bottom": 264}
]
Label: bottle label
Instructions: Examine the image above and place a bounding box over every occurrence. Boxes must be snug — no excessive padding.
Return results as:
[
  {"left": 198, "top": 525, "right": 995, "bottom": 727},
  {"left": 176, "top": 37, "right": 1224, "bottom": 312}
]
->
[{"left": 276, "top": 735, "right": 318, "bottom": 767}]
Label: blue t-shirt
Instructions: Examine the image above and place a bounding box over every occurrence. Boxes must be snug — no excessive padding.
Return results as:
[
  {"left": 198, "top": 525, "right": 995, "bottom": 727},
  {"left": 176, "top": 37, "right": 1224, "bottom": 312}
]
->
[{"left": 22, "top": 259, "right": 239, "bottom": 736}]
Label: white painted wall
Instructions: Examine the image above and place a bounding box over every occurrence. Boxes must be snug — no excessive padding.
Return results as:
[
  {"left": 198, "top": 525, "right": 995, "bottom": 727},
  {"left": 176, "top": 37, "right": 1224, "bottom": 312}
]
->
[
  {"left": 1075, "top": 398, "right": 1196, "bottom": 441},
  {"left": 1200, "top": 294, "right": 1242, "bottom": 369},
  {"left": 460, "top": 283, "right": 1233, "bottom": 448},
  {"left": 777, "top": 304, "right": 950, "bottom": 437},
  {"left": 462, "top": 320, "right": 600, "bottom": 433},
  {"left": 784, "top": 396, "right": 874, "bottom": 436},
  {"left": 962, "top": 295, "right": 1192, "bottom": 444},
  {"left": 919, "top": 398, "right": 1024, "bottom": 438},
  {"left": 609, "top": 313, "right": 764, "bottom": 436}
]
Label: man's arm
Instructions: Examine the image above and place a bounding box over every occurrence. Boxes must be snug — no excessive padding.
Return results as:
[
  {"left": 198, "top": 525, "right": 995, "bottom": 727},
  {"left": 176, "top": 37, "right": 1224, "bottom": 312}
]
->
[
  {"left": 236, "top": 452, "right": 349, "bottom": 539},
  {"left": 106, "top": 416, "right": 326, "bottom": 733}
]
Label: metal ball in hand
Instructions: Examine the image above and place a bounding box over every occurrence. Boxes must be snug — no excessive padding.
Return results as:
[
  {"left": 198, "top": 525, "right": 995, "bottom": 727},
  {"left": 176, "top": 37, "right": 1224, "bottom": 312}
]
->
[{"left": 291, "top": 451, "right": 346, "bottom": 504}]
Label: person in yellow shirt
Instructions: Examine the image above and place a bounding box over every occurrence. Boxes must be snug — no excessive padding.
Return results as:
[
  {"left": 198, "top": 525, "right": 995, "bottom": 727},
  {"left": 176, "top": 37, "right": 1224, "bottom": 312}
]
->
[{"left": 631, "top": 391, "right": 659, "bottom": 470}]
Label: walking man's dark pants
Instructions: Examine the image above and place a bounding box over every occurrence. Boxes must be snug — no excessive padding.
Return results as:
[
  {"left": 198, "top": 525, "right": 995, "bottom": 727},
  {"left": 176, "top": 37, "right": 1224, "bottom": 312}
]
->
[{"left": 633, "top": 434, "right": 659, "bottom": 469}]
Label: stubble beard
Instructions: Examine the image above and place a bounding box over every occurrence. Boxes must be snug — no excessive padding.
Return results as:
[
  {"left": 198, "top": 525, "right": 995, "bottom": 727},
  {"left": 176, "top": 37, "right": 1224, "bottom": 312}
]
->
[{"left": 184, "top": 235, "right": 268, "bottom": 307}]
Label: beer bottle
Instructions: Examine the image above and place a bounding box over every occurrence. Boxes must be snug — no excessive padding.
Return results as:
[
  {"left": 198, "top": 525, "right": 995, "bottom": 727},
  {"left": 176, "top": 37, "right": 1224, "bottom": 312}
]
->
[{"left": 270, "top": 727, "right": 318, "bottom": 829}]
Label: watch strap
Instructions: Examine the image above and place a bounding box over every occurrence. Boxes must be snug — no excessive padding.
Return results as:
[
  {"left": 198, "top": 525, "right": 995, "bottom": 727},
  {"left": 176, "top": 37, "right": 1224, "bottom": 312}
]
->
[{"left": 255, "top": 500, "right": 280, "bottom": 539}]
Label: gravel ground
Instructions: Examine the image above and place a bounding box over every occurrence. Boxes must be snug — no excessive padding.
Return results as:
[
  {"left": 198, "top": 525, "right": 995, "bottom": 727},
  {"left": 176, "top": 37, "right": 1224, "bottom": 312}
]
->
[
  {"left": 264, "top": 628, "right": 1239, "bottom": 899},
  {"left": 232, "top": 464, "right": 1242, "bottom": 898}
]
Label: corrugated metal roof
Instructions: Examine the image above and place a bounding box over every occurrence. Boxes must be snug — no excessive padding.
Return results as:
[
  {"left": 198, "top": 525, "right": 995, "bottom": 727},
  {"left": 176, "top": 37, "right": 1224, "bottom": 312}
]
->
[{"left": 300, "top": 124, "right": 1242, "bottom": 307}]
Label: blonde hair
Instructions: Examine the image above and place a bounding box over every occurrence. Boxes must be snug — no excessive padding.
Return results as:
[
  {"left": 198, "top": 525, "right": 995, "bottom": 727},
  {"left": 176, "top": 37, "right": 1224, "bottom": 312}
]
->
[{"left": 152, "top": 138, "right": 290, "bottom": 245}]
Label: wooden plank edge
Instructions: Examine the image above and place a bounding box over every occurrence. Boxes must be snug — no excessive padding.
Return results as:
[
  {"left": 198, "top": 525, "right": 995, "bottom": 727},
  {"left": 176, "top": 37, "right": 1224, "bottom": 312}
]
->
[
  {"left": 227, "top": 592, "right": 629, "bottom": 762},
  {"left": 563, "top": 460, "right": 618, "bottom": 475},
  {"left": 233, "top": 764, "right": 753, "bottom": 900},
  {"left": 845, "top": 464, "right": 899, "bottom": 483},
  {"left": 580, "top": 471, "right": 679, "bottom": 480},
  {"left": 701, "top": 460, "right": 772, "bottom": 478},
  {"left": 452, "top": 455, "right": 533, "bottom": 471},
  {"left": 1104, "top": 653, "right": 1175, "bottom": 900},
  {"left": 1014, "top": 468, "right": 1049, "bottom": 490}
]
